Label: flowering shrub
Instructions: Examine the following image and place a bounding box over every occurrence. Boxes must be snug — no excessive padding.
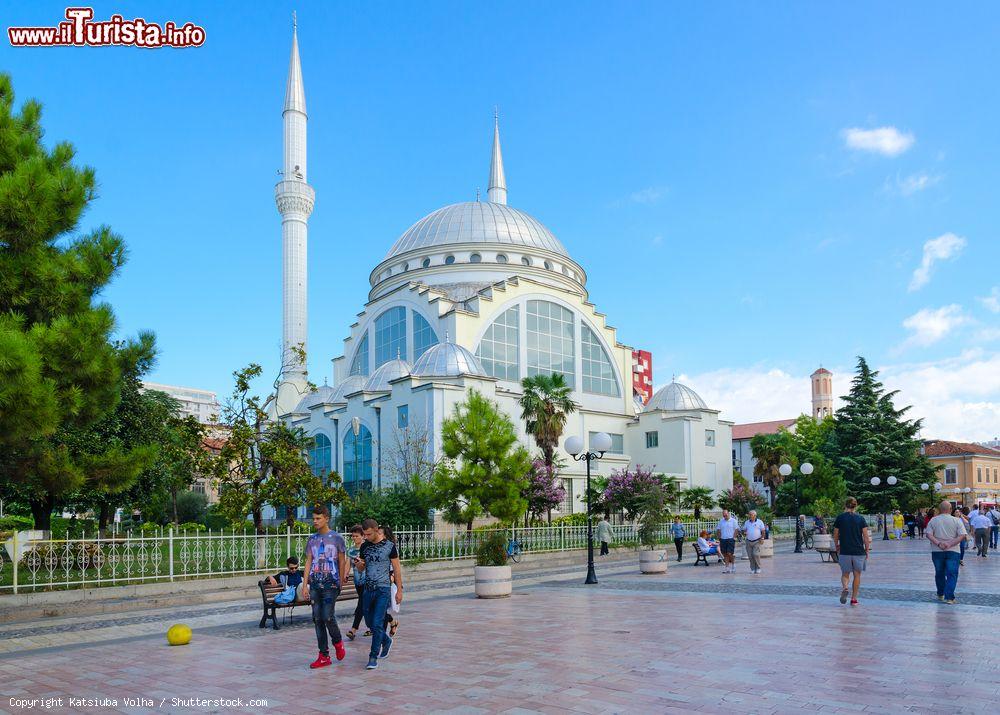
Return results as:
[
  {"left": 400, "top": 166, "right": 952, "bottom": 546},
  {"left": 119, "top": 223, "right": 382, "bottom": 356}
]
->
[
  {"left": 524, "top": 460, "right": 566, "bottom": 521},
  {"left": 604, "top": 465, "right": 664, "bottom": 521},
  {"left": 717, "top": 484, "right": 764, "bottom": 519}
]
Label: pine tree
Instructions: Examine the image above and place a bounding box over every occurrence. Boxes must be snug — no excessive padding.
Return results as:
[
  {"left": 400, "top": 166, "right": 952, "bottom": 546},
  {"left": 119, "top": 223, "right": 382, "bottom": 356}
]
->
[
  {"left": 433, "top": 389, "right": 532, "bottom": 530},
  {"left": 0, "top": 73, "right": 155, "bottom": 529},
  {"left": 830, "top": 357, "right": 938, "bottom": 513}
]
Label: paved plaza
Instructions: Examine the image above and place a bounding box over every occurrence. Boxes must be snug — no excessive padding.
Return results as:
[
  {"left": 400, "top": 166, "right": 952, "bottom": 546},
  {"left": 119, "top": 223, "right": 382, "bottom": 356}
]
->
[{"left": 2, "top": 539, "right": 999, "bottom": 714}]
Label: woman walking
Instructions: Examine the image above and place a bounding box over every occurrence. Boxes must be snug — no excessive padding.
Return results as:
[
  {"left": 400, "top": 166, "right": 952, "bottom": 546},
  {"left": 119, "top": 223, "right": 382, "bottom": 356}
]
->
[{"left": 671, "top": 517, "right": 686, "bottom": 562}]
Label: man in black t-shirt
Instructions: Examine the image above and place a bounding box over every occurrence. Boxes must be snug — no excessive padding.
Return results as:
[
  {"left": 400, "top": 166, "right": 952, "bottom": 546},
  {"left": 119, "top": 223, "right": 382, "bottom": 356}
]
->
[
  {"left": 833, "top": 497, "right": 871, "bottom": 606},
  {"left": 355, "top": 518, "right": 403, "bottom": 670}
]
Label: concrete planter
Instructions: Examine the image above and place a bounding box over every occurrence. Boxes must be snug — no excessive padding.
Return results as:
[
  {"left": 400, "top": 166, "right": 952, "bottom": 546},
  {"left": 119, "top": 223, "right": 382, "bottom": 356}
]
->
[
  {"left": 2, "top": 531, "right": 47, "bottom": 563},
  {"left": 759, "top": 538, "right": 774, "bottom": 558},
  {"left": 639, "top": 549, "right": 669, "bottom": 574},
  {"left": 813, "top": 534, "right": 833, "bottom": 550},
  {"left": 474, "top": 565, "right": 511, "bottom": 598}
]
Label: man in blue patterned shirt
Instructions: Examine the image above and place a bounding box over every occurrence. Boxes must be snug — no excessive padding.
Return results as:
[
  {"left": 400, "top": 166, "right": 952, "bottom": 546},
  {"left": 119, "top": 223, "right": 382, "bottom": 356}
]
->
[
  {"left": 301, "top": 505, "right": 348, "bottom": 669},
  {"left": 356, "top": 517, "right": 403, "bottom": 670}
]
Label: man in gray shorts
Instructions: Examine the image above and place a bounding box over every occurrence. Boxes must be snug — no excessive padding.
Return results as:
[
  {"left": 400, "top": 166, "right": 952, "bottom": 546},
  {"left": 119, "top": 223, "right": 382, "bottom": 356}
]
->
[{"left": 833, "top": 497, "right": 871, "bottom": 605}]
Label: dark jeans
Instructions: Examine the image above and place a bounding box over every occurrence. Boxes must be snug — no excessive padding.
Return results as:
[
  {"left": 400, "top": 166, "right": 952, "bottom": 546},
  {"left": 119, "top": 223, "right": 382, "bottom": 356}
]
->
[
  {"left": 600, "top": 541, "right": 609, "bottom": 556},
  {"left": 363, "top": 585, "right": 392, "bottom": 659},
  {"left": 974, "top": 528, "right": 989, "bottom": 556},
  {"left": 352, "top": 581, "right": 366, "bottom": 630},
  {"left": 960, "top": 539, "right": 966, "bottom": 561},
  {"left": 309, "top": 574, "right": 342, "bottom": 656},
  {"left": 991, "top": 525, "right": 999, "bottom": 549},
  {"left": 674, "top": 537, "right": 684, "bottom": 559},
  {"left": 931, "top": 551, "right": 961, "bottom": 600}
]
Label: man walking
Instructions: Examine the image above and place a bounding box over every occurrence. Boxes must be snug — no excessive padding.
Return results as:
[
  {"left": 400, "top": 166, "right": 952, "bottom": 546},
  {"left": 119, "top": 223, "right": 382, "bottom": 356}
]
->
[
  {"left": 969, "top": 509, "right": 991, "bottom": 557},
  {"left": 301, "top": 505, "right": 348, "bottom": 669},
  {"left": 742, "top": 510, "right": 767, "bottom": 574},
  {"left": 833, "top": 497, "right": 870, "bottom": 605},
  {"left": 988, "top": 504, "right": 1000, "bottom": 550},
  {"left": 671, "top": 516, "right": 686, "bottom": 562},
  {"left": 355, "top": 518, "right": 403, "bottom": 670},
  {"left": 716, "top": 509, "right": 740, "bottom": 574},
  {"left": 596, "top": 514, "right": 613, "bottom": 557},
  {"left": 925, "top": 501, "right": 967, "bottom": 604}
]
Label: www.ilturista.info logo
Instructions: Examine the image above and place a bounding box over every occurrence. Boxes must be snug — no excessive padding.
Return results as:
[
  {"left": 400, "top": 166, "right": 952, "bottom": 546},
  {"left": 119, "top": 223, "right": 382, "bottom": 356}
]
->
[{"left": 8, "top": 7, "right": 206, "bottom": 48}]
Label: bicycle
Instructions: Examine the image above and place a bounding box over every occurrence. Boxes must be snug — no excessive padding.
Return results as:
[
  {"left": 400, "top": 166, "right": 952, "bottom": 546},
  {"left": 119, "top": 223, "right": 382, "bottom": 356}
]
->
[
  {"left": 506, "top": 537, "right": 523, "bottom": 563},
  {"left": 802, "top": 528, "right": 815, "bottom": 550}
]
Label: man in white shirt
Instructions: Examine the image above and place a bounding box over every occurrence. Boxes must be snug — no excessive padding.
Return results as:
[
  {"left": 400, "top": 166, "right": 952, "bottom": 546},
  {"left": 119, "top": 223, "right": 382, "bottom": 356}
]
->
[
  {"left": 716, "top": 509, "right": 740, "bottom": 573},
  {"left": 925, "top": 501, "right": 967, "bottom": 604},
  {"left": 742, "top": 510, "right": 767, "bottom": 574},
  {"left": 988, "top": 506, "right": 1000, "bottom": 550},
  {"left": 969, "top": 510, "right": 992, "bottom": 557}
]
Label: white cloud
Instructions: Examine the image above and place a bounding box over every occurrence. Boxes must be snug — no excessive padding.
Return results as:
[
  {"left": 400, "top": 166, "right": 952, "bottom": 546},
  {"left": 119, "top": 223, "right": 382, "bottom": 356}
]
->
[
  {"left": 628, "top": 186, "right": 668, "bottom": 204},
  {"left": 843, "top": 126, "right": 915, "bottom": 157},
  {"left": 979, "top": 286, "right": 1000, "bottom": 313},
  {"left": 888, "top": 171, "right": 941, "bottom": 196},
  {"left": 651, "top": 235, "right": 664, "bottom": 247},
  {"left": 909, "top": 232, "right": 967, "bottom": 291},
  {"left": 898, "top": 304, "right": 970, "bottom": 350},
  {"left": 683, "top": 352, "right": 1000, "bottom": 442}
]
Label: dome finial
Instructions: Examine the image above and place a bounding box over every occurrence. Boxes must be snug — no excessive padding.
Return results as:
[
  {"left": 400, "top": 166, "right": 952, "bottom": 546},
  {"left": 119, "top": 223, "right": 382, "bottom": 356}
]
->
[
  {"left": 487, "top": 108, "right": 507, "bottom": 205},
  {"left": 476, "top": 187, "right": 480, "bottom": 202},
  {"left": 292, "top": 10, "right": 297, "bottom": 30}
]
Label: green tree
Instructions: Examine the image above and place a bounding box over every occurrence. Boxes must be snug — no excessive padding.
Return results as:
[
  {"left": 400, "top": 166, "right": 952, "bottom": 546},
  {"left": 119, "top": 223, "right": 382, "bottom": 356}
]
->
[
  {"left": 636, "top": 481, "right": 672, "bottom": 549},
  {"left": 175, "top": 490, "right": 208, "bottom": 524},
  {"left": 829, "top": 357, "right": 939, "bottom": 514},
  {"left": 433, "top": 389, "right": 532, "bottom": 531},
  {"left": 771, "top": 415, "right": 847, "bottom": 517},
  {"left": 212, "top": 364, "right": 342, "bottom": 532},
  {"left": 0, "top": 74, "right": 154, "bottom": 529},
  {"left": 518, "top": 373, "right": 576, "bottom": 470},
  {"left": 751, "top": 430, "right": 798, "bottom": 507},
  {"left": 680, "top": 486, "right": 716, "bottom": 519},
  {"left": 338, "top": 480, "right": 434, "bottom": 530}
]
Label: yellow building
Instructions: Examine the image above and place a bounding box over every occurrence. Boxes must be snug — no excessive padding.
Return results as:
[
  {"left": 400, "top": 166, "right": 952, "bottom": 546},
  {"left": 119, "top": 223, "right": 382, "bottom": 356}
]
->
[{"left": 924, "top": 440, "right": 1000, "bottom": 506}]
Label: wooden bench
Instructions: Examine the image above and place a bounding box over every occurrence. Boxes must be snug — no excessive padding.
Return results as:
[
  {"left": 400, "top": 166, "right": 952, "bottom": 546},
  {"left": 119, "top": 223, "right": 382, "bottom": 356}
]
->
[
  {"left": 816, "top": 546, "right": 839, "bottom": 563},
  {"left": 693, "top": 542, "right": 723, "bottom": 566},
  {"left": 257, "top": 573, "right": 358, "bottom": 630}
]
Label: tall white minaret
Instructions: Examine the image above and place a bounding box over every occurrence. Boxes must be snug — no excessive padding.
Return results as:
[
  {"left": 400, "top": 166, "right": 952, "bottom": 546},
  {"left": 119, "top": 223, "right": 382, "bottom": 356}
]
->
[
  {"left": 487, "top": 109, "right": 507, "bottom": 205},
  {"left": 275, "top": 14, "right": 314, "bottom": 415}
]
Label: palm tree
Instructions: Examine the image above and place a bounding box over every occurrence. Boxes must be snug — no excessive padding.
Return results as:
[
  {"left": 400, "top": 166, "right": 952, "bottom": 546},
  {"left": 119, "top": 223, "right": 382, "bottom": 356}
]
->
[
  {"left": 750, "top": 431, "right": 796, "bottom": 507},
  {"left": 518, "top": 374, "right": 577, "bottom": 469},
  {"left": 681, "top": 486, "right": 716, "bottom": 520}
]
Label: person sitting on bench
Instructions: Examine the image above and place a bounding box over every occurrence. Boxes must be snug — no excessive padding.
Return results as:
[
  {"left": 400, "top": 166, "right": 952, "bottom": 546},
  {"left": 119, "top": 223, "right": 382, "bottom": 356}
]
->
[{"left": 697, "top": 531, "right": 720, "bottom": 556}]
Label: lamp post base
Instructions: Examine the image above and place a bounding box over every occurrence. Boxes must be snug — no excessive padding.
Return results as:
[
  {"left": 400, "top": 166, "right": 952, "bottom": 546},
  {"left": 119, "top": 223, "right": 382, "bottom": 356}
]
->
[{"left": 585, "top": 564, "right": 599, "bottom": 585}]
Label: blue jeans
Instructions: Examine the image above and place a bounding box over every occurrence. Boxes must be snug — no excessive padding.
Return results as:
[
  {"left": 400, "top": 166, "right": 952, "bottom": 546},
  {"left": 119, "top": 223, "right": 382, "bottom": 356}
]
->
[
  {"left": 931, "top": 551, "right": 961, "bottom": 600},
  {"left": 991, "top": 525, "right": 998, "bottom": 549},
  {"left": 959, "top": 539, "right": 966, "bottom": 561},
  {"left": 363, "top": 585, "right": 392, "bottom": 659},
  {"left": 309, "top": 574, "right": 342, "bottom": 656}
]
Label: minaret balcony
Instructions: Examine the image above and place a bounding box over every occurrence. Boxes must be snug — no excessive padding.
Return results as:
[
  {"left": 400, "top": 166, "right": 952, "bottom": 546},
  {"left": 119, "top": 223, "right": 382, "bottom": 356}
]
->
[{"left": 275, "top": 180, "right": 315, "bottom": 216}]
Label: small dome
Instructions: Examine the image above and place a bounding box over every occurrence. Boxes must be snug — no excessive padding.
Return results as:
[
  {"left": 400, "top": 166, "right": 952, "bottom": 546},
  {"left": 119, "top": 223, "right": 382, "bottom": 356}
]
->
[
  {"left": 296, "top": 384, "right": 336, "bottom": 412},
  {"left": 385, "top": 202, "right": 568, "bottom": 260},
  {"left": 646, "top": 381, "right": 709, "bottom": 412},
  {"left": 364, "top": 358, "right": 412, "bottom": 393},
  {"left": 412, "top": 342, "right": 487, "bottom": 377},
  {"left": 331, "top": 374, "right": 367, "bottom": 402}
]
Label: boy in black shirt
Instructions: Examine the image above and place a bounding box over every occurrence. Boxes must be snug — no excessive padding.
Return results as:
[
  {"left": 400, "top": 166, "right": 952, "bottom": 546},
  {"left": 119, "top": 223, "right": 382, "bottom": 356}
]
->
[{"left": 266, "top": 556, "right": 303, "bottom": 591}]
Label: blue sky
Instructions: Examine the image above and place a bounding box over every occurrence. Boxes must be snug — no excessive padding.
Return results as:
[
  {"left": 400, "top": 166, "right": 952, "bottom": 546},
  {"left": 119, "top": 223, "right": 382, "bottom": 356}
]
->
[{"left": 3, "top": 2, "right": 998, "bottom": 439}]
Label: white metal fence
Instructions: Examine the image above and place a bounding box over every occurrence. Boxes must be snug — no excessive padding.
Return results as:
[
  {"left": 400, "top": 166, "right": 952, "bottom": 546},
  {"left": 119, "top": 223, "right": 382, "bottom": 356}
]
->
[{"left": 0, "top": 516, "right": 813, "bottom": 594}]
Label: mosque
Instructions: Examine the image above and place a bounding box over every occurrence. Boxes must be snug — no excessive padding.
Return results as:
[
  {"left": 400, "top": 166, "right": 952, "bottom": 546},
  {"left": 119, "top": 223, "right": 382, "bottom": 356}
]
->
[{"left": 270, "top": 23, "right": 733, "bottom": 520}]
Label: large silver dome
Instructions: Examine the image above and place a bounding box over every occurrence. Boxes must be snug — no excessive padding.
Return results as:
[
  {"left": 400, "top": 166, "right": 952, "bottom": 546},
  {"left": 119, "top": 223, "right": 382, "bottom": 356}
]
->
[
  {"left": 295, "top": 384, "right": 335, "bottom": 412},
  {"left": 331, "top": 374, "right": 367, "bottom": 402},
  {"left": 646, "top": 381, "right": 709, "bottom": 412},
  {"left": 385, "top": 201, "right": 568, "bottom": 259},
  {"left": 412, "top": 342, "right": 488, "bottom": 378},
  {"left": 364, "top": 358, "right": 411, "bottom": 393}
]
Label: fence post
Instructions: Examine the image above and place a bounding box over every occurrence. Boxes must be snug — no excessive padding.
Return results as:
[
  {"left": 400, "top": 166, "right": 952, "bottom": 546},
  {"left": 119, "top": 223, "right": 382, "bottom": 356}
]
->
[
  {"left": 11, "top": 531, "right": 18, "bottom": 595},
  {"left": 168, "top": 527, "right": 175, "bottom": 582},
  {"left": 451, "top": 526, "right": 456, "bottom": 561},
  {"left": 561, "top": 523, "right": 565, "bottom": 551},
  {"left": 286, "top": 527, "right": 292, "bottom": 564}
]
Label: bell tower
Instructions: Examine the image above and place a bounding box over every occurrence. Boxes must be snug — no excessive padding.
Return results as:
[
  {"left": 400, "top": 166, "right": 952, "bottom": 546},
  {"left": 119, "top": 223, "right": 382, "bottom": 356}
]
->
[{"left": 811, "top": 367, "right": 833, "bottom": 421}]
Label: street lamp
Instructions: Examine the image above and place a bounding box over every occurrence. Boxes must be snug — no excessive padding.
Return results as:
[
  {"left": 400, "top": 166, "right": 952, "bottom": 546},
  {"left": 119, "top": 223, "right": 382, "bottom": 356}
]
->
[
  {"left": 871, "top": 476, "right": 897, "bottom": 540},
  {"left": 780, "top": 462, "right": 813, "bottom": 553},
  {"left": 566, "top": 432, "right": 611, "bottom": 585}
]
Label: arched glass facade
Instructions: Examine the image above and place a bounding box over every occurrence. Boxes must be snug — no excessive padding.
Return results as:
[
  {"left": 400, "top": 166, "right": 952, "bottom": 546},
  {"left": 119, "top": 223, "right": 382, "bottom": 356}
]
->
[
  {"left": 581, "top": 325, "right": 620, "bottom": 396},
  {"left": 412, "top": 312, "right": 439, "bottom": 361},
  {"left": 349, "top": 333, "right": 369, "bottom": 376},
  {"left": 308, "top": 433, "right": 332, "bottom": 480},
  {"left": 374, "top": 307, "right": 407, "bottom": 367},
  {"left": 526, "top": 300, "right": 574, "bottom": 383},
  {"left": 343, "top": 425, "right": 373, "bottom": 495},
  {"left": 477, "top": 306, "right": 519, "bottom": 381}
]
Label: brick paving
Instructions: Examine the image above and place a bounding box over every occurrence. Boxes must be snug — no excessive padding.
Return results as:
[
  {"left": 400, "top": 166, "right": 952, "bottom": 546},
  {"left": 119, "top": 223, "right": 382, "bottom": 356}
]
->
[{"left": 2, "top": 539, "right": 998, "bottom": 714}]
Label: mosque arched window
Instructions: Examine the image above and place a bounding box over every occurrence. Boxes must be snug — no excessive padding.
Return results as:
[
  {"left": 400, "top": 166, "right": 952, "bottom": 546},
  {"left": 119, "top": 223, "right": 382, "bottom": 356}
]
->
[
  {"left": 445, "top": 255, "right": 456, "bottom": 265},
  {"left": 343, "top": 425, "right": 372, "bottom": 495},
  {"left": 521, "top": 256, "right": 532, "bottom": 266},
  {"left": 412, "top": 311, "right": 439, "bottom": 361},
  {"left": 349, "top": 333, "right": 369, "bottom": 376},
  {"left": 496, "top": 253, "right": 508, "bottom": 264},
  {"left": 374, "top": 307, "right": 407, "bottom": 368},
  {"left": 581, "top": 325, "right": 620, "bottom": 397},
  {"left": 476, "top": 306, "right": 519, "bottom": 381},
  {"left": 544, "top": 260, "right": 552, "bottom": 270},
  {"left": 526, "top": 300, "right": 574, "bottom": 384},
  {"left": 421, "top": 257, "right": 431, "bottom": 268},
  {"left": 470, "top": 253, "right": 482, "bottom": 263},
  {"left": 308, "top": 433, "right": 332, "bottom": 481}
]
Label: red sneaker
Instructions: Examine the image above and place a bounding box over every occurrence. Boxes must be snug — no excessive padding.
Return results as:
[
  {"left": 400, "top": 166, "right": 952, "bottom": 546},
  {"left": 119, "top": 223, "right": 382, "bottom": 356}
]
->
[
  {"left": 850, "top": 598, "right": 859, "bottom": 605},
  {"left": 310, "top": 653, "right": 332, "bottom": 669},
  {"left": 334, "top": 641, "right": 346, "bottom": 661}
]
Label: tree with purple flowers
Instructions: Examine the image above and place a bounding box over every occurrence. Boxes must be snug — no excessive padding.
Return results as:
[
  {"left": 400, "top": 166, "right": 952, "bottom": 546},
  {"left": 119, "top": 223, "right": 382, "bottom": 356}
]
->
[
  {"left": 523, "top": 459, "right": 566, "bottom": 524},
  {"left": 604, "top": 465, "right": 679, "bottom": 521}
]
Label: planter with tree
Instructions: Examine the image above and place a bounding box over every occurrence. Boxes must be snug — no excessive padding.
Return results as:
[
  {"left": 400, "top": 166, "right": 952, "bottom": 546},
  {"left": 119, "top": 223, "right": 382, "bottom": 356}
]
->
[{"left": 637, "top": 479, "right": 672, "bottom": 574}]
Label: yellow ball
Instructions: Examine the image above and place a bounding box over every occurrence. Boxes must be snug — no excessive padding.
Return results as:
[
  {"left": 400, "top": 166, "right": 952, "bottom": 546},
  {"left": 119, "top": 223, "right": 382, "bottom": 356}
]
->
[{"left": 167, "top": 623, "right": 192, "bottom": 646}]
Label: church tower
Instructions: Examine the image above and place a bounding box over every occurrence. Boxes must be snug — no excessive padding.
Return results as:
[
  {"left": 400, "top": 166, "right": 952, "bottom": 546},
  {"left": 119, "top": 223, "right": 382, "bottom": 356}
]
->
[
  {"left": 811, "top": 367, "right": 833, "bottom": 421},
  {"left": 275, "top": 15, "right": 314, "bottom": 415}
]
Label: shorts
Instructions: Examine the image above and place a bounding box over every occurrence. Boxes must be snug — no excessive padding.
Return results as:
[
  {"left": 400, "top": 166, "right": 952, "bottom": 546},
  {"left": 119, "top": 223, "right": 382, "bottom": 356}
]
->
[
  {"left": 720, "top": 538, "right": 736, "bottom": 555},
  {"left": 839, "top": 554, "right": 867, "bottom": 574}
]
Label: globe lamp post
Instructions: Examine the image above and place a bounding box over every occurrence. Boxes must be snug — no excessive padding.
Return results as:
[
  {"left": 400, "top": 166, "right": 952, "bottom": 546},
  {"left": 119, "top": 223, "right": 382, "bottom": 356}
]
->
[
  {"left": 780, "top": 462, "right": 813, "bottom": 553},
  {"left": 566, "top": 432, "right": 611, "bottom": 585},
  {"left": 871, "top": 476, "right": 898, "bottom": 540}
]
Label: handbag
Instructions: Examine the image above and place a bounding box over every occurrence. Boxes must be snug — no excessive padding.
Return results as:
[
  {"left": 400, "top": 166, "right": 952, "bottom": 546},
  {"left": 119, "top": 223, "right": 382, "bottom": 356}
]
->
[
  {"left": 390, "top": 582, "right": 401, "bottom": 614},
  {"left": 274, "top": 584, "right": 297, "bottom": 605}
]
